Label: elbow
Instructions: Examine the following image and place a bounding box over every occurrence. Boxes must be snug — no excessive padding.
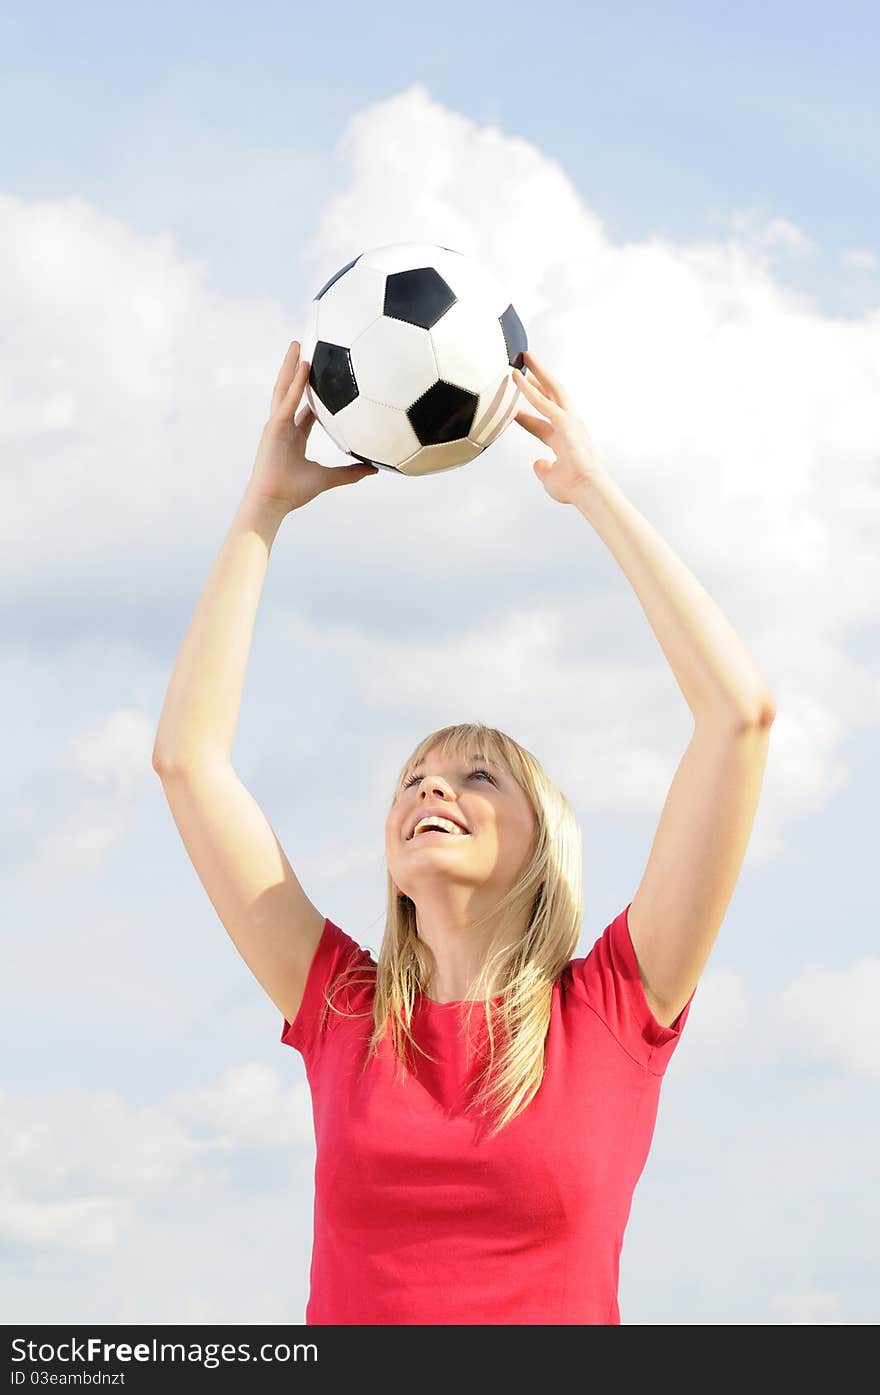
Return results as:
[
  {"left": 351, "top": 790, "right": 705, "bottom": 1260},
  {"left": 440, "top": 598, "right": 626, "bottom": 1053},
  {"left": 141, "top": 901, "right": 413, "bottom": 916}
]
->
[
  {"left": 737, "top": 688, "right": 777, "bottom": 729},
  {"left": 152, "top": 744, "right": 179, "bottom": 776},
  {"left": 151, "top": 745, "right": 229, "bottom": 774}
]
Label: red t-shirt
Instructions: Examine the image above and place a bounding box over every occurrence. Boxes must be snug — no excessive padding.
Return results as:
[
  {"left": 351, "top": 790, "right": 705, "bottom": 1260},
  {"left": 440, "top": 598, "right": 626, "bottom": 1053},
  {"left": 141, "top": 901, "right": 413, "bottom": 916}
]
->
[{"left": 280, "top": 902, "right": 694, "bottom": 1325}]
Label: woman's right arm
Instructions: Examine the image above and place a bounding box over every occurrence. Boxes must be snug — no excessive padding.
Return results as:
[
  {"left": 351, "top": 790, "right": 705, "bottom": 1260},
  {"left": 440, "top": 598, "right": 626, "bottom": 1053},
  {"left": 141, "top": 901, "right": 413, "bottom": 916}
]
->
[
  {"left": 151, "top": 341, "right": 378, "bottom": 1024},
  {"left": 151, "top": 485, "right": 290, "bottom": 772}
]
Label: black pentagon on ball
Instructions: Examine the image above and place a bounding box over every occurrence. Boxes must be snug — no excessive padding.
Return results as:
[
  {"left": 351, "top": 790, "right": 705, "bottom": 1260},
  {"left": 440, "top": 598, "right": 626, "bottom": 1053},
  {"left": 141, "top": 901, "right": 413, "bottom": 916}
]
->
[
  {"left": 310, "top": 342, "right": 358, "bottom": 414},
  {"left": 315, "top": 255, "right": 362, "bottom": 301},
  {"left": 384, "top": 268, "right": 457, "bottom": 329},
  {"left": 500, "top": 304, "right": 528, "bottom": 369},
  {"left": 408, "top": 380, "right": 478, "bottom": 445}
]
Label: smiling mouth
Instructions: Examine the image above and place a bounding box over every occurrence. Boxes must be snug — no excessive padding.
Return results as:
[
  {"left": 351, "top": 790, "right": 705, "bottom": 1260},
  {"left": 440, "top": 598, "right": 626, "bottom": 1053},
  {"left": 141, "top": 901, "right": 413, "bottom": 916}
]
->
[
  {"left": 407, "top": 828, "right": 471, "bottom": 841},
  {"left": 413, "top": 830, "right": 467, "bottom": 836}
]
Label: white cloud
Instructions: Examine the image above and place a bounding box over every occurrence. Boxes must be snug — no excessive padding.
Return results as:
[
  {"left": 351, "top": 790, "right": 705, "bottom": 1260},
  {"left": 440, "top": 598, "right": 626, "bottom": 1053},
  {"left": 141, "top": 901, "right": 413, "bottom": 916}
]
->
[
  {"left": 670, "top": 966, "right": 751, "bottom": 1073},
  {"left": 841, "top": 247, "right": 878, "bottom": 273},
  {"left": 3, "top": 85, "right": 878, "bottom": 869},
  {"left": 658, "top": 954, "right": 880, "bottom": 1083},
  {"left": 0, "top": 1085, "right": 202, "bottom": 1194},
  {"left": 169, "top": 1064, "right": 313, "bottom": 1149},
  {"left": 65, "top": 708, "right": 156, "bottom": 795},
  {"left": 722, "top": 209, "right": 820, "bottom": 261},
  {"left": 772, "top": 958, "right": 880, "bottom": 1077},
  {"left": 22, "top": 708, "right": 158, "bottom": 873},
  {"left": 0, "top": 1184, "right": 131, "bottom": 1254},
  {"left": 0, "top": 1068, "right": 311, "bottom": 1255}
]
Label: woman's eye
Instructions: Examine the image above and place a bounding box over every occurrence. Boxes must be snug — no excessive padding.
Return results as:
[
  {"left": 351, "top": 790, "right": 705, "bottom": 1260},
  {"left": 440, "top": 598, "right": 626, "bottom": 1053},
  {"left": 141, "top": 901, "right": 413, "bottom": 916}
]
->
[{"left": 401, "top": 767, "right": 496, "bottom": 791}]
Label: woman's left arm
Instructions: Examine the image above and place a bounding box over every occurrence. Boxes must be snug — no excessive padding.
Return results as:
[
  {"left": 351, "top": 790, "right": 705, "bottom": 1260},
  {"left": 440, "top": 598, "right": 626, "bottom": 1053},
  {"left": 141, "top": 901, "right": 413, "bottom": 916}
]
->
[{"left": 513, "top": 351, "right": 776, "bottom": 1027}]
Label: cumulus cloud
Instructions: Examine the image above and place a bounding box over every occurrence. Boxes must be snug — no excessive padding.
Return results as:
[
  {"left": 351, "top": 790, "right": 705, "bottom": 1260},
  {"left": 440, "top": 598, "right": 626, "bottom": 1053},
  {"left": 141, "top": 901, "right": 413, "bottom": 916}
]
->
[
  {"left": 0, "top": 1184, "right": 130, "bottom": 1255},
  {"left": 772, "top": 958, "right": 880, "bottom": 1078},
  {"left": 841, "top": 247, "right": 878, "bottom": 273},
  {"left": 14, "top": 708, "right": 159, "bottom": 873},
  {"left": 669, "top": 966, "right": 752, "bottom": 1073},
  {"left": 0, "top": 1067, "right": 311, "bottom": 1255},
  {"left": 169, "top": 1064, "right": 313, "bottom": 1149},
  {"left": 3, "top": 84, "right": 878, "bottom": 873},
  {"left": 722, "top": 209, "right": 820, "bottom": 262}
]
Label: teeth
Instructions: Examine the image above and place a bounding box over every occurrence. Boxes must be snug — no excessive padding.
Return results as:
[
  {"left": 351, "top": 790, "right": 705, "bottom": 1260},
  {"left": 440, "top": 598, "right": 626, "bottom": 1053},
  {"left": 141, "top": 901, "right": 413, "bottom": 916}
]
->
[{"left": 412, "top": 815, "right": 467, "bottom": 838}]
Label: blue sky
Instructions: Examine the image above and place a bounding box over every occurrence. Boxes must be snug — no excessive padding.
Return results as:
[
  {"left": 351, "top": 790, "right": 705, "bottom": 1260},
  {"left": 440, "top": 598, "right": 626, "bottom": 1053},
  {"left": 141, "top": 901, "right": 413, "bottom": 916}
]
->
[
  {"left": 2, "top": 0, "right": 878, "bottom": 1327},
  {"left": 3, "top": 0, "right": 877, "bottom": 313}
]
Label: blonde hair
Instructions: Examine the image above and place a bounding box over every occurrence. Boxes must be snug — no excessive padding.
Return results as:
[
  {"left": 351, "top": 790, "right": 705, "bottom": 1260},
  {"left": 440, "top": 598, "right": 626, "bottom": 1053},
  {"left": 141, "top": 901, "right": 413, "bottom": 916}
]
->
[{"left": 322, "top": 722, "right": 584, "bottom": 1137}]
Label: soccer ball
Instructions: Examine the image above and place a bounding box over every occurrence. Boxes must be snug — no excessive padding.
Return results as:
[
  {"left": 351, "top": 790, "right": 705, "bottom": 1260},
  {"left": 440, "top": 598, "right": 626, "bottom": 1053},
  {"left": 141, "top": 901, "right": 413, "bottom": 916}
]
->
[{"left": 299, "top": 242, "right": 528, "bottom": 477}]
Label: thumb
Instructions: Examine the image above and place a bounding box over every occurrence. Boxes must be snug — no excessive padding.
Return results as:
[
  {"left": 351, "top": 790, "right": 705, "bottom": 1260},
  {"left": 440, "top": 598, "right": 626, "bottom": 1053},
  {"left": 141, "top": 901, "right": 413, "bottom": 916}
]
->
[
  {"left": 329, "top": 462, "right": 380, "bottom": 488},
  {"left": 533, "top": 459, "right": 552, "bottom": 482}
]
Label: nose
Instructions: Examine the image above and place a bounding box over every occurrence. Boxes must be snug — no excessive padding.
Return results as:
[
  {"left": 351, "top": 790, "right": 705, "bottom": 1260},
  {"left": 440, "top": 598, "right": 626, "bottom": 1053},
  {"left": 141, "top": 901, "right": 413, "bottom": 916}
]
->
[{"left": 416, "top": 774, "right": 454, "bottom": 799}]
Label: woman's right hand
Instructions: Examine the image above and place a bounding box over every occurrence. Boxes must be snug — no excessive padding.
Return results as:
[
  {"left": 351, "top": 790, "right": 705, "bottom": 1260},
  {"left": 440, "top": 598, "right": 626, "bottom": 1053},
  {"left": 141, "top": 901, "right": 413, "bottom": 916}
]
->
[{"left": 248, "top": 341, "right": 380, "bottom": 512}]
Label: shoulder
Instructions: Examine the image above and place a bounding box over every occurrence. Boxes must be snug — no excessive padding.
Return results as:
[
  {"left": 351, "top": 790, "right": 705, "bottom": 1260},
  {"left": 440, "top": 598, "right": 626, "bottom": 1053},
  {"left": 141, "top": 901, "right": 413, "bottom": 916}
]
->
[
  {"left": 562, "top": 904, "right": 695, "bottom": 1072},
  {"left": 280, "top": 917, "right": 376, "bottom": 1057}
]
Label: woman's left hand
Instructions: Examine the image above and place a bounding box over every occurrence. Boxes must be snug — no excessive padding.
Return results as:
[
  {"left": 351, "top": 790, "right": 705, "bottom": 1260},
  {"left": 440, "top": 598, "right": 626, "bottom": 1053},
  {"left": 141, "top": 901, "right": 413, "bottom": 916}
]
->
[{"left": 512, "top": 350, "right": 610, "bottom": 504}]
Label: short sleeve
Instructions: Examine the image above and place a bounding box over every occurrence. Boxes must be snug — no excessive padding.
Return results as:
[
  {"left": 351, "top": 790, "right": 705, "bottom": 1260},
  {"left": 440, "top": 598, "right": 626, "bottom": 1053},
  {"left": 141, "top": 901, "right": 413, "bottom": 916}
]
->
[
  {"left": 566, "top": 901, "right": 695, "bottom": 1074},
  {"left": 279, "top": 916, "right": 375, "bottom": 1062}
]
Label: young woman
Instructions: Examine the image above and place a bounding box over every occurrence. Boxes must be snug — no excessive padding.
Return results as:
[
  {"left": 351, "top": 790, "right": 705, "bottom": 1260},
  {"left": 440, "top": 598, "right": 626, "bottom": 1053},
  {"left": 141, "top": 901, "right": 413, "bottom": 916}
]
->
[{"left": 153, "top": 341, "right": 776, "bottom": 1325}]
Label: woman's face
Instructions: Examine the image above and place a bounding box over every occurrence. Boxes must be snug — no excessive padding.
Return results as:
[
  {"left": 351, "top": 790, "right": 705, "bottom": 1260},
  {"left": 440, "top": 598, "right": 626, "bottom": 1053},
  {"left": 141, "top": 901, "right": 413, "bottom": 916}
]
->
[{"left": 386, "top": 745, "right": 537, "bottom": 907}]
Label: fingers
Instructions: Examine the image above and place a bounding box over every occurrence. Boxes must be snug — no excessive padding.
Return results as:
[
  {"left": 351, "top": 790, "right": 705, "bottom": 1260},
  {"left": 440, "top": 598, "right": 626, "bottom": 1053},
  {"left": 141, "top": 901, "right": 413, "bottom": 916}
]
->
[
  {"left": 294, "top": 402, "right": 316, "bottom": 433},
  {"left": 514, "top": 408, "right": 553, "bottom": 442},
  {"left": 327, "top": 461, "right": 380, "bottom": 489},
  {"left": 520, "top": 350, "right": 573, "bottom": 412},
  {"left": 513, "top": 363, "right": 562, "bottom": 423},
  {"left": 271, "top": 340, "right": 307, "bottom": 416},
  {"left": 279, "top": 352, "right": 311, "bottom": 419}
]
